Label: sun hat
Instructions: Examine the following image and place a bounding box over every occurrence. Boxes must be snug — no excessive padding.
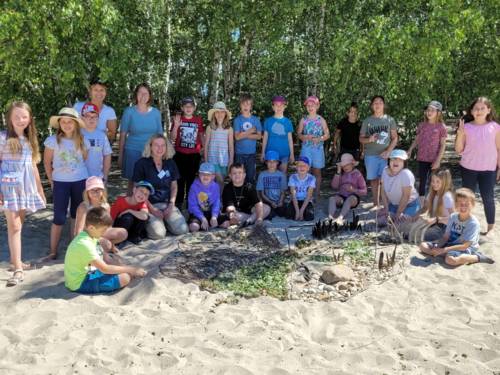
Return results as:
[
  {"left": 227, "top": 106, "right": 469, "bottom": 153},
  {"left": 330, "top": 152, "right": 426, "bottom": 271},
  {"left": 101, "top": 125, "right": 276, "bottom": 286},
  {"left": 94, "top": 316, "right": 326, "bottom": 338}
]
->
[
  {"left": 427, "top": 100, "right": 443, "bottom": 112},
  {"left": 49, "top": 107, "right": 86, "bottom": 129},
  {"left": 297, "top": 156, "right": 310, "bottom": 166},
  {"left": 207, "top": 101, "right": 232, "bottom": 122},
  {"left": 85, "top": 176, "right": 105, "bottom": 191},
  {"left": 181, "top": 96, "right": 196, "bottom": 106},
  {"left": 199, "top": 162, "right": 216, "bottom": 174},
  {"left": 389, "top": 149, "right": 408, "bottom": 160},
  {"left": 304, "top": 96, "right": 320, "bottom": 106},
  {"left": 337, "top": 153, "right": 359, "bottom": 167},
  {"left": 265, "top": 150, "right": 280, "bottom": 161},
  {"left": 81, "top": 102, "right": 100, "bottom": 117},
  {"left": 272, "top": 95, "right": 287, "bottom": 104},
  {"left": 135, "top": 180, "right": 155, "bottom": 194}
]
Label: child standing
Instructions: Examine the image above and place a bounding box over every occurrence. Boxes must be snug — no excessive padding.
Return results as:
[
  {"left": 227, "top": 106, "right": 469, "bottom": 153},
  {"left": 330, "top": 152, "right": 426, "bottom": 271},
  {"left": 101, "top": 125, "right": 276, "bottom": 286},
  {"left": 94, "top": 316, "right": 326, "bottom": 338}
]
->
[
  {"left": 407, "top": 101, "right": 447, "bottom": 197},
  {"left": 328, "top": 153, "right": 367, "bottom": 224},
  {"left": 187, "top": 162, "right": 229, "bottom": 232},
  {"left": 1, "top": 102, "right": 46, "bottom": 286},
  {"left": 80, "top": 102, "right": 112, "bottom": 181},
  {"left": 233, "top": 93, "right": 262, "bottom": 184},
  {"left": 297, "top": 96, "right": 329, "bottom": 199},
  {"left": 419, "top": 188, "right": 494, "bottom": 266},
  {"left": 110, "top": 181, "right": 152, "bottom": 244},
  {"left": 44, "top": 107, "right": 89, "bottom": 260},
  {"left": 256, "top": 150, "right": 288, "bottom": 218},
  {"left": 286, "top": 156, "right": 316, "bottom": 221},
  {"left": 455, "top": 97, "right": 500, "bottom": 236},
  {"left": 64, "top": 207, "right": 146, "bottom": 294},
  {"left": 261, "top": 95, "right": 295, "bottom": 174},
  {"left": 204, "top": 102, "right": 234, "bottom": 189}
]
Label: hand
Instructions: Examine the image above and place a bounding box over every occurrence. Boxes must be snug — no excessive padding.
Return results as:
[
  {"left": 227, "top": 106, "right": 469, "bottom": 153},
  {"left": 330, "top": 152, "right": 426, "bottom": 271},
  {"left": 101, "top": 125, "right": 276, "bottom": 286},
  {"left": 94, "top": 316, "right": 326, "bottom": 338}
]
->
[
  {"left": 289, "top": 154, "right": 295, "bottom": 164},
  {"left": 457, "top": 118, "right": 465, "bottom": 134},
  {"left": 173, "top": 115, "right": 181, "bottom": 128},
  {"left": 201, "top": 217, "right": 209, "bottom": 230},
  {"left": 430, "top": 247, "right": 447, "bottom": 257},
  {"left": 117, "top": 155, "right": 123, "bottom": 169},
  {"left": 133, "top": 268, "right": 147, "bottom": 278},
  {"left": 360, "top": 152, "right": 364, "bottom": 160},
  {"left": 380, "top": 150, "right": 390, "bottom": 159},
  {"left": 312, "top": 136, "right": 321, "bottom": 145},
  {"left": 49, "top": 180, "right": 54, "bottom": 190},
  {"left": 118, "top": 209, "right": 130, "bottom": 217},
  {"left": 260, "top": 153, "right": 265, "bottom": 163},
  {"left": 40, "top": 193, "right": 47, "bottom": 206},
  {"left": 151, "top": 208, "right": 164, "bottom": 219},
  {"left": 431, "top": 160, "right": 440, "bottom": 170},
  {"left": 255, "top": 218, "right": 264, "bottom": 226},
  {"left": 210, "top": 217, "right": 218, "bottom": 228},
  {"left": 368, "top": 134, "right": 377, "bottom": 143},
  {"left": 346, "top": 184, "right": 354, "bottom": 193},
  {"left": 163, "top": 203, "right": 174, "bottom": 218},
  {"left": 298, "top": 211, "right": 304, "bottom": 221},
  {"left": 271, "top": 202, "right": 277, "bottom": 209},
  {"left": 337, "top": 165, "right": 342, "bottom": 174},
  {"left": 497, "top": 169, "right": 500, "bottom": 182}
]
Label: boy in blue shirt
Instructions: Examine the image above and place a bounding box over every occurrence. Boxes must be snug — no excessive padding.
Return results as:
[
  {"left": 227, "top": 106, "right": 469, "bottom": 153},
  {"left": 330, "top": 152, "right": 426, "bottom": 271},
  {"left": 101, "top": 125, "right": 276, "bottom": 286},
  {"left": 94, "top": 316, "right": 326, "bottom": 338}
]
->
[
  {"left": 233, "top": 93, "right": 262, "bottom": 184},
  {"left": 261, "top": 95, "right": 295, "bottom": 174},
  {"left": 419, "top": 188, "right": 494, "bottom": 266},
  {"left": 286, "top": 156, "right": 315, "bottom": 221},
  {"left": 256, "top": 150, "right": 287, "bottom": 218}
]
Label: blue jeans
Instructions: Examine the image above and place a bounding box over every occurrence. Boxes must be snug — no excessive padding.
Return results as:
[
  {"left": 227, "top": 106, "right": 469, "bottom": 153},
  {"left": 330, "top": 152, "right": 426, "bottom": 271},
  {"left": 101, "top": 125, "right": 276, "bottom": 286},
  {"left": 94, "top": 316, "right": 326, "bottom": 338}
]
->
[
  {"left": 235, "top": 153, "right": 256, "bottom": 184},
  {"left": 388, "top": 198, "right": 420, "bottom": 216}
]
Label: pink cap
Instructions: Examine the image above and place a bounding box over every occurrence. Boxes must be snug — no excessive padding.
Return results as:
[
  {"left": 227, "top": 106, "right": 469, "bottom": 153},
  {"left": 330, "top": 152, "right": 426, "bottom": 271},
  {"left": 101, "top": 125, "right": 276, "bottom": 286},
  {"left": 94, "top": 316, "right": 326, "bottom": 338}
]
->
[
  {"left": 85, "top": 176, "right": 105, "bottom": 191},
  {"left": 304, "top": 96, "right": 320, "bottom": 106},
  {"left": 81, "top": 102, "right": 100, "bottom": 116}
]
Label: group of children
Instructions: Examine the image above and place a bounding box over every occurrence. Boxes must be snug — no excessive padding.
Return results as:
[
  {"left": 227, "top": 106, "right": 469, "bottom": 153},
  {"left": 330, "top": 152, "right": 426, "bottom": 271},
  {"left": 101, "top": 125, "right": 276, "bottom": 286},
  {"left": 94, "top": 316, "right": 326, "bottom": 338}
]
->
[{"left": 0, "top": 92, "right": 498, "bottom": 292}]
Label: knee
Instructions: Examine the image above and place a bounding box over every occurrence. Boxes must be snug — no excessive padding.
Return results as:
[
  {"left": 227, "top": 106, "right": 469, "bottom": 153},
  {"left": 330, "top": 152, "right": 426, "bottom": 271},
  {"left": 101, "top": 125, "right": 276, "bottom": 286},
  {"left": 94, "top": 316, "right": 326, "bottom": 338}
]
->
[
  {"left": 189, "top": 223, "right": 200, "bottom": 232},
  {"left": 147, "top": 221, "right": 166, "bottom": 240},
  {"left": 419, "top": 242, "right": 430, "bottom": 253},
  {"left": 445, "top": 256, "right": 459, "bottom": 266},
  {"left": 262, "top": 204, "right": 271, "bottom": 217},
  {"left": 347, "top": 196, "right": 358, "bottom": 207},
  {"left": 116, "top": 228, "right": 128, "bottom": 242},
  {"left": 119, "top": 273, "right": 131, "bottom": 287}
]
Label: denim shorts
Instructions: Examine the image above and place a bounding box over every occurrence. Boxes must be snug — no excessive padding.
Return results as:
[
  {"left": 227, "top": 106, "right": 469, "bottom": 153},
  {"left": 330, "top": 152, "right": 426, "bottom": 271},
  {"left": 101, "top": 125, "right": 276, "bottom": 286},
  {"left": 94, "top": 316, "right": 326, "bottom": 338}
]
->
[
  {"left": 388, "top": 199, "right": 420, "bottom": 217},
  {"left": 300, "top": 145, "right": 325, "bottom": 169},
  {"left": 213, "top": 164, "right": 228, "bottom": 177},
  {"left": 365, "top": 155, "right": 388, "bottom": 180},
  {"left": 425, "top": 242, "right": 478, "bottom": 258},
  {"left": 77, "top": 270, "right": 121, "bottom": 294}
]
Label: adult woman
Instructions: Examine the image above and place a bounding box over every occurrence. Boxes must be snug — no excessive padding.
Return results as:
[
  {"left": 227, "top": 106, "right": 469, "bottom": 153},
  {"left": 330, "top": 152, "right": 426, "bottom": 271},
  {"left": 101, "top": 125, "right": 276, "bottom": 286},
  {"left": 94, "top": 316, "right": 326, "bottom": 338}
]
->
[
  {"left": 119, "top": 83, "right": 163, "bottom": 195},
  {"left": 73, "top": 79, "right": 118, "bottom": 142},
  {"left": 132, "top": 134, "right": 188, "bottom": 238},
  {"left": 381, "top": 149, "right": 420, "bottom": 220}
]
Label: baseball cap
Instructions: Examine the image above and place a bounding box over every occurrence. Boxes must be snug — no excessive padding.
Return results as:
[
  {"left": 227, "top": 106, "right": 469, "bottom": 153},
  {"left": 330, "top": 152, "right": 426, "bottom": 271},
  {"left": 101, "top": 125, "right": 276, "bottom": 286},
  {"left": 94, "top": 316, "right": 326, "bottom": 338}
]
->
[
  {"left": 272, "top": 95, "right": 287, "bottom": 104},
  {"left": 85, "top": 176, "right": 105, "bottom": 191},
  {"left": 389, "top": 149, "right": 408, "bottom": 160},
  {"left": 199, "top": 162, "right": 215, "bottom": 174},
  {"left": 265, "top": 150, "right": 279, "bottom": 161},
  {"left": 427, "top": 100, "right": 443, "bottom": 112},
  {"left": 181, "top": 97, "right": 196, "bottom": 106},
  {"left": 304, "top": 96, "right": 320, "bottom": 106},
  {"left": 135, "top": 180, "right": 155, "bottom": 194},
  {"left": 297, "top": 156, "right": 310, "bottom": 166},
  {"left": 81, "top": 102, "right": 100, "bottom": 117}
]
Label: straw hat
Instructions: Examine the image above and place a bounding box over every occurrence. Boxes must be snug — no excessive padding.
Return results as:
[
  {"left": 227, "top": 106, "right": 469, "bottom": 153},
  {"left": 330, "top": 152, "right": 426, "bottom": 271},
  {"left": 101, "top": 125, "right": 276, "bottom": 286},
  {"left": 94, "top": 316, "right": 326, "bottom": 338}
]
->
[
  {"left": 207, "top": 101, "right": 232, "bottom": 122},
  {"left": 49, "top": 107, "right": 85, "bottom": 129}
]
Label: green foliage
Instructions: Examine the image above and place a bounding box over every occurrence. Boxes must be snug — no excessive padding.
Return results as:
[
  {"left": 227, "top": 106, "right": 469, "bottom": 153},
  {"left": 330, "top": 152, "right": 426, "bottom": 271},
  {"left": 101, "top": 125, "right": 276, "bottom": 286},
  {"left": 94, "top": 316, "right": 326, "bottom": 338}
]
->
[
  {"left": 342, "top": 239, "right": 372, "bottom": 263},
  {"left": 0, "top": 0, "right": 498, "bottom": 144}
]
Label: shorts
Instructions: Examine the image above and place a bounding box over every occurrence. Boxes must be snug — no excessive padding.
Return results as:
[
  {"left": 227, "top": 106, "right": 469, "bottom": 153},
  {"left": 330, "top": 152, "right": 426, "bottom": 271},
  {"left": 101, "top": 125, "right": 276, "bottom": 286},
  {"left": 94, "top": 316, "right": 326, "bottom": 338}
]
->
[
  {"left": 388, "top": 199, "right": 420, "bottom": 216},
  {"left": 425, "top": 242, "right": 478, "bottom": 258},
  {"left": 279, "top": 155, "right": 289, "bottom": 165},
  {"left": 188, "top": 211, "right": 229, "bottom": 226},
  {"left": 213, "top": 164, "right": 228, "bottom": 177},
  {"left": 333, "top": 193, "right": 360, "bottom": 208},
  {"left": 122, "top": 148, "right": 143, "bottom": 180},
  {"left": 77, "top": 270, "right": 121, "bottom": 294},
  {"left": 365, "top": 155, "right": 387, "bottom": 180},
  {"left": 300, "top": 145, "right": 325, "bottom": 169}
]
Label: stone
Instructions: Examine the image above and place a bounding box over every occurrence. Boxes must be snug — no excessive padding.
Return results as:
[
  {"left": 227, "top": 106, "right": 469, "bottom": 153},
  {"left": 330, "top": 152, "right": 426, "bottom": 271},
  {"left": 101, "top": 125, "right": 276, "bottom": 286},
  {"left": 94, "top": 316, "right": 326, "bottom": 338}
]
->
[
  {"left": 324, "top": 285, "right": 336, "bottom": 292},
  {"left": 337, "top": 283, "right": 348, "bottom": 291},
  {"left": 320, "top": 265, "right": 355, "bottom": 285}
]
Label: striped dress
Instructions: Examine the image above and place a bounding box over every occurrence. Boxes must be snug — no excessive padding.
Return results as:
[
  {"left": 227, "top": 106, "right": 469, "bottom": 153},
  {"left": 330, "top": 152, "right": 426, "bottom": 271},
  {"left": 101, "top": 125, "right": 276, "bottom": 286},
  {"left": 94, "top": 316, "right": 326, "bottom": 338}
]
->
[
  {"left": 0, "top": 131, "right": 45, "bottom": 212},
  {"left": 207, "top": 127, "right": 229, "bottom": 167}
]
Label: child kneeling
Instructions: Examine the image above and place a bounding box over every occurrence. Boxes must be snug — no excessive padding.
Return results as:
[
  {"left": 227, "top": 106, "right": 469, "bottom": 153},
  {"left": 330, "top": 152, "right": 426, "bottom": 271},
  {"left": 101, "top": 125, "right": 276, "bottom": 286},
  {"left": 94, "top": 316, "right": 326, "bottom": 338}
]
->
[
  {"left": 64, "top": 206, "right": 146, "bottom": 294},
  {"left": 188, "top": 162, "right": 229, "bottom": 232},
  {"left": 419, "top": 188, "right": 494, "bottom": 266}
]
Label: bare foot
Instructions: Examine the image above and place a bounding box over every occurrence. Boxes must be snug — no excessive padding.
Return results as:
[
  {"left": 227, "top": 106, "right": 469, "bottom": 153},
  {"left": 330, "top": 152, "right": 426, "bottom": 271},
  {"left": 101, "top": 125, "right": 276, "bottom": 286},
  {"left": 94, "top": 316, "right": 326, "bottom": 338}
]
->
[
  {"left": 42, "top": 253, "right": 57, "bottom": 262},
  {"left": 8, "top": 262, "right": 35, "bottom": 272}
]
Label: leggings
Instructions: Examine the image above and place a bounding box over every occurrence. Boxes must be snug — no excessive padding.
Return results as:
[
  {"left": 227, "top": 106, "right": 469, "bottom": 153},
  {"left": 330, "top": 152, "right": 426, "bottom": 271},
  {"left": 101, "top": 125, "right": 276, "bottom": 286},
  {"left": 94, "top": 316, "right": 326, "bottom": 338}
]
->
[
  {"left": 113, "top": 213, "right": 147, "bottom": 241},
  {"left": 52, "top": 179, "right": 86, "bottom": 225},
  {"left": 461, "top": 166, "right": 497, "bottom": 225},
  {"left": 174, "top": 152, "right": 201, "bottom": 209},
  {"left": 417, "top": 161, "right": 432, "bottom": 197}
]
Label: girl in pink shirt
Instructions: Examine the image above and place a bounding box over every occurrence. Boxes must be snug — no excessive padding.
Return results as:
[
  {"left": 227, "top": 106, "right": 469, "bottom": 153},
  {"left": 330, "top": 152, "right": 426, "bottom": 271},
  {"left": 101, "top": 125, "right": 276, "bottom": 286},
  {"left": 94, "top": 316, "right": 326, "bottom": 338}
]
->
[
  {"left": 455, "top": 97, "right": 500, "bottom": 235},
  {"left": 328, "top": 153, "right": 367, "bottom": 224}
]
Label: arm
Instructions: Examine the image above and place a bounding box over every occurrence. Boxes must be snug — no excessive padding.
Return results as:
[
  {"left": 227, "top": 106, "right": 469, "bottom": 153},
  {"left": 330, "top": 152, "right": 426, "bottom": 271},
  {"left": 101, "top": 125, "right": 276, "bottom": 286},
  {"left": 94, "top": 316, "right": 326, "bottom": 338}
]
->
[
  {"left": 496, "top": 130, "right": 500, "bottom": 181},
  {"left": 299, "top": 187, "right": 314, "bottom": 216},
  {"left": 43, "top": 147, "right": 54, "bottom": 189},
  {"left": 434, "top": 240, "right": 472, "bottom": 256},
  {"left": 228, "top": 128, "right": 234, "bottom": 166},
  {"left": 355, "top": 172, "right": 368, "bottom": 196},
  {"left": 332, "top": 128, "right": 341, "bottom": 153},
  {"left": 118, "top": 131, "right": 127, "bottom": 168},
  {"left": 121, "top": 208, "right": 149, "bottom": 221},
  {"left": 74, "top": 204, "right": 87, "bottom": 236},
  {"left": 331, "top": 173, "right": 341, "bottom": 190},
  {"left": 33, "top": 162, "right": 46, "bottom": 204},
  {"left": 381, "top": 181, "right": 389, "bottom": 213},
  {"left": 455, "top": 119, "right": 466, "bottom": 154},
  {"left": 297, "top": 118, "right": 308, "bottom": 142},
  {"left": 261, "top": 131, "right": 268, "bottom": 162},
  {"left": 187, "top": 185, "right": 205, "bottom": 220},
  {"left": 91, "top": 258, "right": 145, "bottom": 277},
  {"left": 380, "top": 129, "right": 398, "bottom": 159},
  {"left": 395, "top": 186, "right": 412, "bottom": 217},
  {"left": 432, "top": 135, "right": 447, "bottom": 170},
  {"left": 288, "top": 132, "right": 295, "bottom": 163},
  {"left": 407, "top": 139, "right": 418, "bottom": 159},
  {"left": 107, "top": 119, "right": 118, "bottom": 143},
  {"left": 258, "top": 190, "right": 276, "bottom": 207},
  {"left": 290, "top": 187, "right": 300, "bottom": 218},
  {"left": 318, "top": 118, "right": 330, "bottom": 143},
  {"left": 103, "top": 154, "right": 111, "bottom": 182},
  {"left": 204, "top": 127, "right": 211, "bottom": 162}
]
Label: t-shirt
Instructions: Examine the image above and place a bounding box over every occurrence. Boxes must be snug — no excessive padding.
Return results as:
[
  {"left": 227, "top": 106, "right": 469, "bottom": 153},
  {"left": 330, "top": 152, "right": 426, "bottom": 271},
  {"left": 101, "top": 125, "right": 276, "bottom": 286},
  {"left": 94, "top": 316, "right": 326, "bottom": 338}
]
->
[
  {"left": 336, "top": 117, "right": 361, "bottom": 150},
  {"left": 415, "top": 122, "right": 447, "bottom": 163},
  {"left": 64, "top": 231, "right": 101, "bottom": 291},
  {"left": 82, "top": 128, "right": 112, "bottom": 178},
  {"left": 381, "top": 167, "right": 419, "bottom": 205},
  {"left": 44, "top": 135, "right": 90, "bottom": 182},
  {"left": 110, "top": 196, "right": 148, "bottom": 220},
  {"left": 73, "top": 102, "right": 117, "bottom": 134},
  {"left": 288, "top": 173, "right": 316, "bottom": 201},
  {"left": 256, "top": 170, "right": 287, "bottom": 204},
  {"left": 132, "top": 157, "right": 179, "bottom": 205},
  {"left": 263, "top": 116, "right": 293, "bottom": 158},
  {"left": 445, "top": 212, "right": 480, "bottom": 251},
  {"left": 222, "top": 182, "right": 260, "bottom": 214},
  {"left": 172, "top": 116, "right": 204, "bottom": 154},
  {"left": 460, "top": 122, "right": 500, "bottom": 171},
  {"left": 360, "top": 115, "right": 397, "bottom": 156},
  {"left": 120, "top": 106, "right": 163, "bottom": 152},
  {"left": 429, "top": 191, "right": 454, "bottom": 218},
  {"left": 233, "top": 114, "right": 262, "bottom": 154}
]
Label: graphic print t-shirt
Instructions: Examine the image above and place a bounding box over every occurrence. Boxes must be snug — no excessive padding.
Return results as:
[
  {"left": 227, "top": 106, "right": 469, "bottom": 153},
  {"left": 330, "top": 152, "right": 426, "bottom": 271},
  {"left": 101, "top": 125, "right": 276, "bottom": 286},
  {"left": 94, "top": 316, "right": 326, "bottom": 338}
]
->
[
  {"left": 360, "top": 115, "right": 397, "bottom": 156},
  {"left": 173, "top": 116, "right": 204, "bottom": 154}
]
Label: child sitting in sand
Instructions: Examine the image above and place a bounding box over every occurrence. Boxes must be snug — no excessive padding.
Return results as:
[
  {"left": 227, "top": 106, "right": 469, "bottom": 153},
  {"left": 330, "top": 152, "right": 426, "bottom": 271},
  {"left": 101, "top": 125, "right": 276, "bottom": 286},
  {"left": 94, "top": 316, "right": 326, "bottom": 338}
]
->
[
  {"left": 419, "top": 188, "right": 494, "bottom": 266},
  {"left": 64, "top": 206, "right": 146, "bottom": 294},
  {"left": 328, "top": 153, "right": 367, "bottom": 224},
  {"left": 256, "top": 150, "right": 288, "bottom": 218},
  {"left": 187, "top": 162, "right": 229, "bottom": 232}
]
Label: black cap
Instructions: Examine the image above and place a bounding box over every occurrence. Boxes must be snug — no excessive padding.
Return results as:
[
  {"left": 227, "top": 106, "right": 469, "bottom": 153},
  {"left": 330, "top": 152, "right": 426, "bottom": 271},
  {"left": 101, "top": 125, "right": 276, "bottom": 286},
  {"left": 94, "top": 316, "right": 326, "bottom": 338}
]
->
[{"left": 181, "top": 96, "right": 196, "bottom": 106}]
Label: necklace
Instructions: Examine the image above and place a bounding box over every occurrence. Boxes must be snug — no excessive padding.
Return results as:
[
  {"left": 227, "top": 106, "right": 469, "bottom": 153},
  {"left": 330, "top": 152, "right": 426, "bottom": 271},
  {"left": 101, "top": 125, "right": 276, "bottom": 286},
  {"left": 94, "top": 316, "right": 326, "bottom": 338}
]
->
[{"left": 232, "top": 184, "right": 246, "bottom": 209}]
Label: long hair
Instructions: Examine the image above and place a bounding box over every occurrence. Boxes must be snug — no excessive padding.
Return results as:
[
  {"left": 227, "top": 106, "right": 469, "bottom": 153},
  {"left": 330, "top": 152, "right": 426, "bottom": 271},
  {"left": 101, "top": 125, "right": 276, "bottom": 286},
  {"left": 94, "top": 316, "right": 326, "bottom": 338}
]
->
[
  {"left": 468, "top": 96, "right": 497, "bottom": 122},
  {"left": 209, "top": 111, "right": 231, "bottom": 130},
  {"left": 428, "top": 169, "right": 453, "bottom": 217},
  {"left": 5, "top": 101, "right": 41, "bottom": 163},
  {"left": 82, "top": 187, "right": 109, "bottom": 208},
  {"left": 424, "top": 108, "right": 445, "bottom": 124},
  {"left": 56, "top": 119, "right": 88, "bottom": 160},
  {"left": 142, "top": 134, "right": 175, "bottom": 160}
]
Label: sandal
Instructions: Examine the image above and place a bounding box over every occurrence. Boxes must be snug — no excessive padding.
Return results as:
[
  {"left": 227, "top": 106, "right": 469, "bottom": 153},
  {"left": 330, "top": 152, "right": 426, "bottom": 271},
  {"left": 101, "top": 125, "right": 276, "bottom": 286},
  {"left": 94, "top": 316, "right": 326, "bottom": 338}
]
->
[
  {"left": 6, "top": 269, "right": 24, "bottom": 287},
  {"left": 42, "top": 253, "right": 57, "bottom": 262},
  {"left": 8, "top": 262, "right": 35, "bottom": 272}
]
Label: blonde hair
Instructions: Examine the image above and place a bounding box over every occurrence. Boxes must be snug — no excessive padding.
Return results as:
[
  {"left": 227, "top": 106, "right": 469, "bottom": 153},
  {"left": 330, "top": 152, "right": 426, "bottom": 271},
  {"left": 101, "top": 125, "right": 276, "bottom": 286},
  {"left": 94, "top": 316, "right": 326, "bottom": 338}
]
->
[
  {"left": 209, "top": 111, "right": 231, "bottom": 130},
  {"left": 142, "top": 134, "right": 175, "bottom": 160},
  {"left": 427, "top": 169, "right": 453, "bottom": 217},
  {"left": 455, "top": 187, "right": 476, "bottom": 206},
  {"left": 56, "top": 119, "right": 88, "bottom": 160},
  {"left": 5, "top": 101, "right": 41, "bottom": 163},
  {"left": 82, "top": 187, "right": 109, "bottom": 208}
]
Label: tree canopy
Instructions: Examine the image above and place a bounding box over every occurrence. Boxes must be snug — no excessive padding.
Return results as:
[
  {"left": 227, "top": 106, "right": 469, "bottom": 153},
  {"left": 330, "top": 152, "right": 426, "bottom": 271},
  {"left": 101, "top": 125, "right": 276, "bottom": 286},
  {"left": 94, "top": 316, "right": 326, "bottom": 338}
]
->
[{"left": 1, "top": 0, "right": 498, "bottom": 142}]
